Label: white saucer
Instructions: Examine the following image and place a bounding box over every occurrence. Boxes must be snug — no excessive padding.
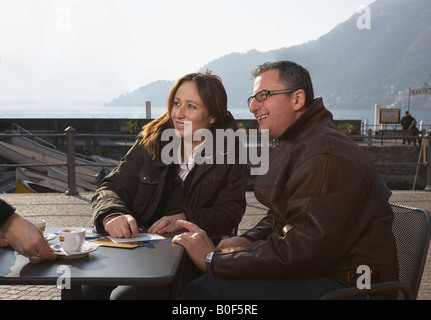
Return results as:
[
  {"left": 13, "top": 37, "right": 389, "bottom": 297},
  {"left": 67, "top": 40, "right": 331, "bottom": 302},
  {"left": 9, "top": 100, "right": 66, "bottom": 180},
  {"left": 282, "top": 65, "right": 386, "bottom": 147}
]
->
[
  {"left": 44, "top": 233, "right": 57, "bottom": 242},
  {"left": 51, "top": 241, "right": 99, "bottom": 259}
]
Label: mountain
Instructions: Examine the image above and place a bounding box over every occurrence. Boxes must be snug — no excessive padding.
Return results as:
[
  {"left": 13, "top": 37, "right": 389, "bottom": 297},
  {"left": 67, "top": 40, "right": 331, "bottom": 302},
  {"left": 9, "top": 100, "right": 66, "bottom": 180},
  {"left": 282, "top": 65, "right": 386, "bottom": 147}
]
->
[
  {"left": 106, "top": 79, "right": 174, "bottom": 109},
  {"left": 105, "top": 0, "right": 431, "bottom": 112}
]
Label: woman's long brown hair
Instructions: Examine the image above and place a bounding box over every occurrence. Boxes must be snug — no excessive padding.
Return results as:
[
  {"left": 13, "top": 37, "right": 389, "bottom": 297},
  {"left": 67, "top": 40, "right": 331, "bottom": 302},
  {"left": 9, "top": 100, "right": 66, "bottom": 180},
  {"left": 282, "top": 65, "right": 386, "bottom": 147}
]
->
[{"left": 138, "top": 70, "right": 228, "bottom": 161}]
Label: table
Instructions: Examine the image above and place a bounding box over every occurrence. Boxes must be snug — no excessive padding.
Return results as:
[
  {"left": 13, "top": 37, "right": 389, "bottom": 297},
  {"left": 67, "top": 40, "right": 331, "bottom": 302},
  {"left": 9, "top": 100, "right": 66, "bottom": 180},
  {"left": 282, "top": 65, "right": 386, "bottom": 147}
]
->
[{"left": 0, "top": 227, "right": 185, "bottom": 299}]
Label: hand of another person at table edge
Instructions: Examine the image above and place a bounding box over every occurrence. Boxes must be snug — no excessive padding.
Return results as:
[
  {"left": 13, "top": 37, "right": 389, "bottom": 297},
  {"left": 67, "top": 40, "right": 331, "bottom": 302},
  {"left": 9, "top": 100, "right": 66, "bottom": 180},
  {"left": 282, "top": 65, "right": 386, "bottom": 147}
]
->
[{"left": 0, "top": 212, "right": 57, "bottom": 262}]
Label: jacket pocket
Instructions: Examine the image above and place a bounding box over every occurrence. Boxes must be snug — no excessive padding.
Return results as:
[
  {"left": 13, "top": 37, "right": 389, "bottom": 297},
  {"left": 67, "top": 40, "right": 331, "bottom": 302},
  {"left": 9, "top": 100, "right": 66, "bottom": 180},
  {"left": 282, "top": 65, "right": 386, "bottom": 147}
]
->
[
  {"left": 139, "top": 168, "right": 160, "bottom": 185},
  {"left": 204, "top": 173, "right": 226, "bottom": 186},
  {"left": 132, "top": 168, "right": 162, "bottom": 224}
]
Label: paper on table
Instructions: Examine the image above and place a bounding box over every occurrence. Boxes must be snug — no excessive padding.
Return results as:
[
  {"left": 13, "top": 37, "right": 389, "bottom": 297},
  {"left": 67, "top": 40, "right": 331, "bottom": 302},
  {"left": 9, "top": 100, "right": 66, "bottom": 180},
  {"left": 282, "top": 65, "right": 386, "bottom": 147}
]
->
[{"left": 107, "top": 233, "right": 165, "bottom": 243}]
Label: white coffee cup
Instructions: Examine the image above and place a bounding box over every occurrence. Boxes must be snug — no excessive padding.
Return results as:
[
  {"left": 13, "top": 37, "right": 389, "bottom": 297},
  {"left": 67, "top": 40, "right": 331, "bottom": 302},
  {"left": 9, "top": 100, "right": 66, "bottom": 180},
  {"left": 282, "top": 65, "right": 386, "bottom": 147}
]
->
[
  {"left": 29, "top": 219, "right": 46, "bottom": 232},
  {"left": 59, "top": 228, "right": 86, "bottom": 253}
]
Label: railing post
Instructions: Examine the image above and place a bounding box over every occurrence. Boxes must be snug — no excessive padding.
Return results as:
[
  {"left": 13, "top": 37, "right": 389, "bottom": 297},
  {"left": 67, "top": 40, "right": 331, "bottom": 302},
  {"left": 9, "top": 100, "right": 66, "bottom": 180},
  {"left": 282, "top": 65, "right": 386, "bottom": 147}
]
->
[
  {"left": 367, "top": 129, "right": 373, "bottom": 148},
  {"left": 425, "top": 133, "right": 431, "bottom": 192},
  {"left": 65, "top": 127, "right": 78, "bottom": 196}
]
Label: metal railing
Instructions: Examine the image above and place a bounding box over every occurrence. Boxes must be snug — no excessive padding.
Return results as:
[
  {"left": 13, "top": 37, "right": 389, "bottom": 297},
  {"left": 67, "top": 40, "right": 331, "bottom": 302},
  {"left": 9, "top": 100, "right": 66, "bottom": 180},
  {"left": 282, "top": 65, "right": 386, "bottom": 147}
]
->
[
  {"left": 0, "top": 127, "right": 136, "bottom": 195},
  {"left": 0, "top": 127, "right": 430, "bottom": 193},
  {"left": 360, "top": 129, "right": 430, "bottom": 191}
]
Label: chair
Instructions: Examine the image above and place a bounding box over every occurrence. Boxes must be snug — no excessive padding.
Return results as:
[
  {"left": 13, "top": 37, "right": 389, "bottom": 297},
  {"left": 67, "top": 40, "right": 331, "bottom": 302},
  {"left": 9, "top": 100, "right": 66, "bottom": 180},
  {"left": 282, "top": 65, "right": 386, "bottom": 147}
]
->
[{"left": 321, "top": 202, "right": 431, "bottom": 300}]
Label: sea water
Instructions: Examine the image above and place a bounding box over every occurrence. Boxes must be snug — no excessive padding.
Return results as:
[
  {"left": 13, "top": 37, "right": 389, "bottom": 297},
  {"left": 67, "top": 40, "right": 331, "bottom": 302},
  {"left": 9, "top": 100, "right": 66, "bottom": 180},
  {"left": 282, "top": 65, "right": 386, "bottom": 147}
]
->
[{"left": 1, "top": 105, "right": 430, "bottom": 128}]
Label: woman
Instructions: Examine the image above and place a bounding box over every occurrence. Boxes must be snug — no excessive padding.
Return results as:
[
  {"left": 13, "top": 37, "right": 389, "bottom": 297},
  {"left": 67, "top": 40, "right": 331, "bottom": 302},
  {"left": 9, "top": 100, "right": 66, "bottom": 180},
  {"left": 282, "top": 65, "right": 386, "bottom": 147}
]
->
[{"left": 85, "top": 70, "right": 247, "bottom": 299}]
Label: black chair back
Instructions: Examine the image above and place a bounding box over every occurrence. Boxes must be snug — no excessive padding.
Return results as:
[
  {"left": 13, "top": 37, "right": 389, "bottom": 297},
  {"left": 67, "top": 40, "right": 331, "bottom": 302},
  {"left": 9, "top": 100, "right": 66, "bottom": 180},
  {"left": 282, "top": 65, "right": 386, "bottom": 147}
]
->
[{"left": 390, "top": 203, "right": 431, "bottom": 299}]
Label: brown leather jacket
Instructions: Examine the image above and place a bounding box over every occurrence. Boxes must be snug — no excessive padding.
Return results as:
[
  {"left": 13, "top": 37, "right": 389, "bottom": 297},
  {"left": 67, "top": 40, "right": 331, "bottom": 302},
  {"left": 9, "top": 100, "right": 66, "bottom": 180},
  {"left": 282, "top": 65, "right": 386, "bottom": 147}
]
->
[{"left": 212, "top": 98, "right": 399, "bottom": 286}]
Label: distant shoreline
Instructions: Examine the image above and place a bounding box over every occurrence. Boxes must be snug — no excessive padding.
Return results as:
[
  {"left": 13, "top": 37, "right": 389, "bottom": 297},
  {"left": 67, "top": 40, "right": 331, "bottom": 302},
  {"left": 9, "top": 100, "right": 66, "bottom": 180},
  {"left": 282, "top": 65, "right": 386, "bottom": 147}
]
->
[{"left": 1, "top": 105, "right": 431, "bottom": 127}]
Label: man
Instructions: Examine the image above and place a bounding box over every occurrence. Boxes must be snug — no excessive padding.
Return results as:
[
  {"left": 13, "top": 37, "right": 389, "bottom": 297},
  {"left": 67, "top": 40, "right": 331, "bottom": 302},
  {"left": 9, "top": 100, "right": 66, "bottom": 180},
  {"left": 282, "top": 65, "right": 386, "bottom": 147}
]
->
[
  {"left": 0, "top": 199, "right": 57, "bottom": 263},
  {"left": 172, "top": 60, "right": 398, "bottom": 299},
  {"left": 409, "top": 120, "right": 422, "bottom": 146},
  {"left": 400, "top": 111, "right": 415, "bottom": 144}
]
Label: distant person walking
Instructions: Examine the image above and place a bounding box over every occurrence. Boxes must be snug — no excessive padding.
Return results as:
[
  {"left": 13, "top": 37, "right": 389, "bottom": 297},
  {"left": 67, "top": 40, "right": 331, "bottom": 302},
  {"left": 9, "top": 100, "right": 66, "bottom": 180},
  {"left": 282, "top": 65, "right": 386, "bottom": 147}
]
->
[
  {"left": 400, "top": 111, "right": 415, "bottom": 144},
  {"left": 409, "top": 120, "right": 422, "bottom": 146}
]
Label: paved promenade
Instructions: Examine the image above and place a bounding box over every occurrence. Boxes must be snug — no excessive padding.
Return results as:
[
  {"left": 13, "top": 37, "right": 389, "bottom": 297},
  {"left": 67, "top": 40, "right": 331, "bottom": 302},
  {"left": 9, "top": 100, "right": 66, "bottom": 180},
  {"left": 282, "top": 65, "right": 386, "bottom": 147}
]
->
[{"left": 0, "top": 190, "right": 431, "bottom": 300}]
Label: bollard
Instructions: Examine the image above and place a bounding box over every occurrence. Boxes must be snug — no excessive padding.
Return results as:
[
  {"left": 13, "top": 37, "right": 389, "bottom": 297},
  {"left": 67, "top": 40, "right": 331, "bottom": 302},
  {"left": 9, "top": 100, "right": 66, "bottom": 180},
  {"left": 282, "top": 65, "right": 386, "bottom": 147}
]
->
[
  {"left": 146, "top": 101, "right": 151, "bottom": 119},
  {"left": 426, "top": 133, "right": 431, "bottom": 192},
  {"left": 367, "top": 129, "right": 372, "bottom": 148},
  {"left": 65, "top": 127, "right": 78, "bottom": 196}
]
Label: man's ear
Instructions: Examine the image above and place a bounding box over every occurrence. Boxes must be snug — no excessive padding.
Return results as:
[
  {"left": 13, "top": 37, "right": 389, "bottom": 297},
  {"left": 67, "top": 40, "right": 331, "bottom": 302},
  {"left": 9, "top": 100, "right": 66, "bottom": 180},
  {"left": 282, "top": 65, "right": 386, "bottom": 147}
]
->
[{"left": 292, "top": 89, "right": 307, "bottom": 111}]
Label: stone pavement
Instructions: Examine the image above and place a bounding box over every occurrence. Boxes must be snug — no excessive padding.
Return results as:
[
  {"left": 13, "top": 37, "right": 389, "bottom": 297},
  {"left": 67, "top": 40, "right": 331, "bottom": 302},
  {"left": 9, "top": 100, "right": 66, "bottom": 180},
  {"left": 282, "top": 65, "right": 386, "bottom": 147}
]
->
[{"left": 0, "top": 190, "right": 430, "bottom": 300}]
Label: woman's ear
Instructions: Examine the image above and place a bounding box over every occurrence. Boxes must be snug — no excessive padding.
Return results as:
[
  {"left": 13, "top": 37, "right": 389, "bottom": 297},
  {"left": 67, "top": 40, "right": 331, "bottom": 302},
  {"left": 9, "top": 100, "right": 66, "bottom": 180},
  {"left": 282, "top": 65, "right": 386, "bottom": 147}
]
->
[{"left": 210, "top": 116, "right": 216, "bottom": 125}]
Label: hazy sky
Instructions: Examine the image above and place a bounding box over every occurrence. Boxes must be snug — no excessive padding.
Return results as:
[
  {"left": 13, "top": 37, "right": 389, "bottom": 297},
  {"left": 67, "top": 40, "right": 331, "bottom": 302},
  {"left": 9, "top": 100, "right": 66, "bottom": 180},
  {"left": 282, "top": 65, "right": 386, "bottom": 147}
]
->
[{"left": 0, "top": 0, "right": 375, "bottom": 106}]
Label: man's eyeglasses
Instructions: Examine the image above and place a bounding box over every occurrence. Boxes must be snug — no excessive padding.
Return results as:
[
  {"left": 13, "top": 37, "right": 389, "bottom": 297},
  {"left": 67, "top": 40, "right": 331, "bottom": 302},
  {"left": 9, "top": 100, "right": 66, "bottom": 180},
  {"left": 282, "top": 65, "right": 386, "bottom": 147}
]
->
[{"left": 247, "top": 89, "right": 295, "bottom": 107}]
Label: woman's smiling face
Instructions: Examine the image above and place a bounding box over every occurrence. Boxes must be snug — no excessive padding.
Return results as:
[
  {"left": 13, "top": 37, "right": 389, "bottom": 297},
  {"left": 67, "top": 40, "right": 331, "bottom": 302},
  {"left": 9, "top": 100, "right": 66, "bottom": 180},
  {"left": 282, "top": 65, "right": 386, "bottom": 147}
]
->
[{"left": 170, "top": 81, "right": 215, "bottom": 147}]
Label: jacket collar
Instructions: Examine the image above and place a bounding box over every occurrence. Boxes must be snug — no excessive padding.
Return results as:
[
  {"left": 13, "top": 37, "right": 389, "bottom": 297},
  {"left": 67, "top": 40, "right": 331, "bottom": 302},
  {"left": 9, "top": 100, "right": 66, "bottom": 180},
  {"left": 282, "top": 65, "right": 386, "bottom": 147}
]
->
[
  {"left": 155, "top": 111, "right": 240, "bottom": 168},
  {"left": 277, "top": 97, "right": 334, "bottom": 141}
]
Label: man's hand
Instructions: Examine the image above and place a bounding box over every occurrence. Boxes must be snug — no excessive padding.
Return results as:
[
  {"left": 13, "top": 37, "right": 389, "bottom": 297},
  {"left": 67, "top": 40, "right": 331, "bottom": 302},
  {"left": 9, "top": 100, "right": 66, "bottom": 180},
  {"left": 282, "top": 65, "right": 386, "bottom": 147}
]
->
[
  {"left": 172, "top": 220, "right": 215, "bottom": 271},
  {"left": 1, "top": 212, "right": 57, "bottom": 262}
]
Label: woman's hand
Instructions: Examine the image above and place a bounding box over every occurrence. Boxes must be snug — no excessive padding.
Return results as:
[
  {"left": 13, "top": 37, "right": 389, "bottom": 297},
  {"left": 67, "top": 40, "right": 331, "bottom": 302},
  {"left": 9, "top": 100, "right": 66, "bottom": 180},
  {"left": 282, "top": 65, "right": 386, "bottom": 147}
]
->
[
  {"left": 216, "top": 236, "right": 251, "bottom": 250},
  {"left": 148, "top": 213, "right": 187, "bottom": 234},
  {"left": 104, "top": 214, "right": 139, "bottom": 238},
  {"left": 0, "top": 232, "right": 9, "bottom": 247}
]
